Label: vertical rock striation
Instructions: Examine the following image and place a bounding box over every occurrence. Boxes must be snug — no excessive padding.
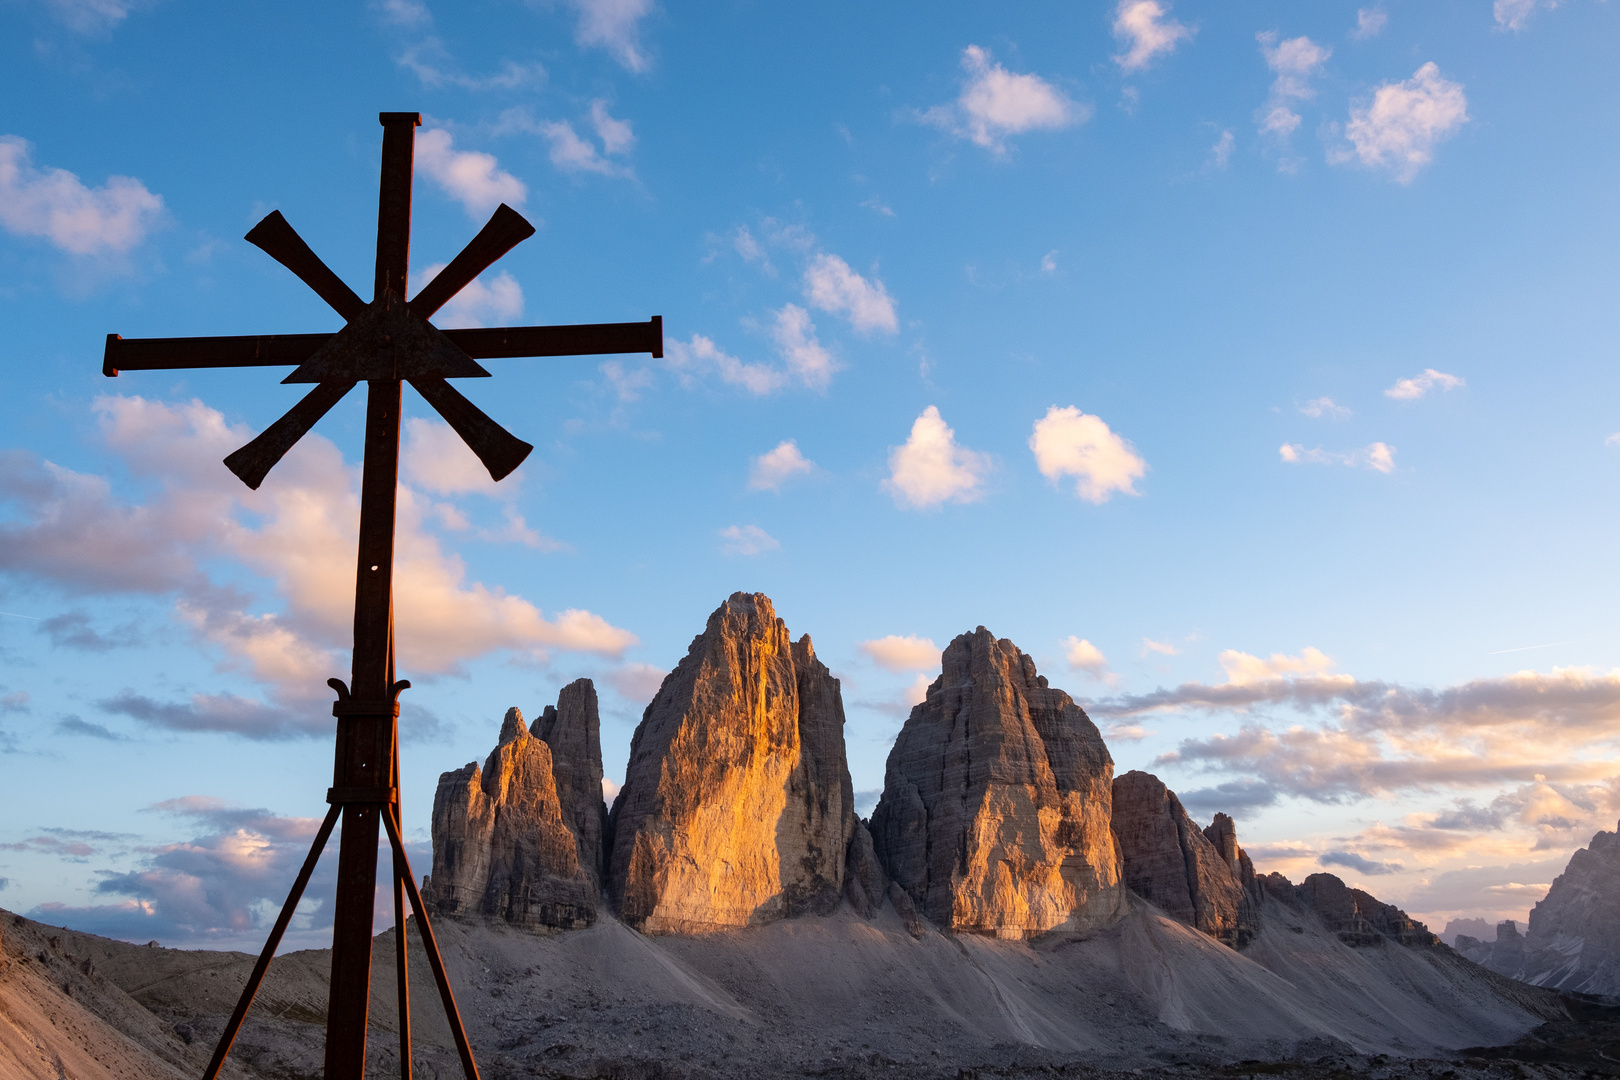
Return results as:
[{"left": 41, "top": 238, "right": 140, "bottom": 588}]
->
[
  {"left": 424, "top": 682, "right": 607, "bottom": 930},
  {"left": 869, "top": 627, "right": 1126, "bottom": 938},
  {"left": 607, "top": 592, "right": 860, "bottom": 933},
  {"left": 1110, "top": 770, "right": 1258, "bottom": 947}
]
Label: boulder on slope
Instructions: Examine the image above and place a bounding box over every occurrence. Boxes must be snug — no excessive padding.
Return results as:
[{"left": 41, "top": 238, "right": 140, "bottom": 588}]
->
[
  {"left": 870, "top": 627, "right": 1126, "bottom": 938},
  {"left": 607, "top": 592, "right": 861, "bottom": 933},
  {"left": 424, "top": 685, "right": 606, "bottom": 930}
]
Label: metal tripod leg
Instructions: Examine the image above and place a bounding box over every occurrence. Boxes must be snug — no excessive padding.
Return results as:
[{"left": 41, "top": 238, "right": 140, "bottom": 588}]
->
[
  {"left": 202, "top": 804, "right": 341, "bottom": 1080},
  {"left": 380, "top": 809, "right": 480, "bottom": 1080}
]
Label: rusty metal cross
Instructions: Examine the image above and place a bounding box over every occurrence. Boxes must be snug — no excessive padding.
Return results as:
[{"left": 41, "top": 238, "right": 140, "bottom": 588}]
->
[{"left": 102, "top": 112, "right": 662, "bottom": 1080}]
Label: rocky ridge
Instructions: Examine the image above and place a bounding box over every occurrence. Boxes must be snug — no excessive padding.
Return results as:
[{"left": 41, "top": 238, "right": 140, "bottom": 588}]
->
[{"left": 1454, "top": 820, "right": 1620, "bottom": 997}]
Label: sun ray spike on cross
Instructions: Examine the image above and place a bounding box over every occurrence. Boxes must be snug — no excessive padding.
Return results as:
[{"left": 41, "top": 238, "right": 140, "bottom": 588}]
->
[{"left": 101, "top": 112, "right": 663, "bottom": 1080}]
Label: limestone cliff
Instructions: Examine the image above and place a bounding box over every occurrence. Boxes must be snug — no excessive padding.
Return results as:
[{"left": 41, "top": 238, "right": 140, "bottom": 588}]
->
[
  {"left": 607, "top": 592, "right": 859, "bottom": 933},
  {"left": 870, "top": 627, "right": 1125, "bottom": 938},
  {"left": 1110, "top": 770, "right": 1258, "bottom": 947},
  {"left": 424, "top": 682, "right": 606, "bottom": 930}
]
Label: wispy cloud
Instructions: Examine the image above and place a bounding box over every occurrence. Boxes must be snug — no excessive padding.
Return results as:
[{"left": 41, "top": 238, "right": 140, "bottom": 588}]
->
[
  {"left": 1494, "top": 0, "right": 1552, "bottom": 32},
  {"left": 802, "top": 253, "right": 898, "bottom": 335},
  {"left": 0, "top": 136, "right": 165, "bottom": 255},
  {"left": 1112, "top": 0, "right": 1194, "bottom": 73},
  {"left": 1330, "top": 63, "right": 1469, "bottom": 183},
  {"left": 416, "top": 263, "right": 522, "bottom": 329},
  {"left": 1385, "top": 368, "right": 1465, "bottom": 400},
  {"left": 916, "top": 45, "right": 1083, "bottom": 154},
  {"left": 884, "top": 406, "right": 991, "bottom": 510},
  {"left": 1353, "top": 6, "right": 1388, "bottom": 40},
  {"left": 1029, "top": 406, "right": 1147, "bottom": 504},
  {"left": 717, "top": 524, "right": 779, "bottom": 556},
  {"left": 1299, "top": 397, "right": 1351, "bottom": 420},
  {"left": 414, "top": 128, "right": 527, "bottom": 217},
  {"left": 1255, "top": 32, "right": 1331, "bottom": 140},
  {"left": 748, "top": 440, "right": 815, "bottom": 492},
  {"left": 858, "top": 635, "right": 939, "bottom": 672},
  {"left": 1279, "top": 441, "right": 1396, "bottom": 473},
  {"left": 564, "top": 0, "right": 655, "bottom": 72}
]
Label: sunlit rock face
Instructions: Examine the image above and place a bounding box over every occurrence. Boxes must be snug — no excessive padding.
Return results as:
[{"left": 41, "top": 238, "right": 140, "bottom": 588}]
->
[
  {"left": 1463, "top": 821, "right": 1620, "bottom": 995},
  {"left": 1111, "top": 770, "right": 1259, "bottom": 947},
  {"left": 870, "top": 627, "right": 1126, "bottom": 939},
  {"left": 423, "top": 681, "right": 605, "bottom": 930},
  {"left": 606, "top": 592, "right": 858, "bottom": 933}
]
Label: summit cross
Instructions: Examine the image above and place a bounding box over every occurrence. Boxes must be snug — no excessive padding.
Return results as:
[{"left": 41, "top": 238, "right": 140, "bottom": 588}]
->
[{"left": 102, "top": 111, "right": 662, "bottom": 1080}]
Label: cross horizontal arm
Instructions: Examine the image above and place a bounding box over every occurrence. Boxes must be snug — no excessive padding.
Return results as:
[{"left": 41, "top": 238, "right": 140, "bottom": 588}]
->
[{"left": 103, "top": 317, "right": 663, "bottom": 376}]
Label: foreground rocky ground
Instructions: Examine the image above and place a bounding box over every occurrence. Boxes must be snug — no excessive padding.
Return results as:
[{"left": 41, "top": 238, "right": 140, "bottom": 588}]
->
[{"left": 5, "top": 898, "right": 1607, "bottom": 1080}]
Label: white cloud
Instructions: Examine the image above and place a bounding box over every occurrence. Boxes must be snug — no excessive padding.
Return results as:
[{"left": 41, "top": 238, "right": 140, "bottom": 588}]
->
[
  {"left": 732, "top": 225, "right": 769, "bottom": 270},
  {"left": 1353, "top": 6, "right": 1388, "bottom": 39},
  {"left": 1112, "top": 0, "right": 1194, "bottom": 73},
  {"left": 717, "top": 524, "right": 779, "bottom": 556},
  {"left": 0, "top": 136, "right": 164, "bottom": 255},
  {"left": 1029, "top": 405, "right": 1147, "bottom": 504},
  {"left": 403, "top": 416, "right": 511, "bottom": 498},
  {"left": 416, "top": 262, "right": 522, "bottom": 329},
  {"left": 1064, "top": 636, "right": 1113, "bottom": 682},
  {"left": 1332, "top": 63, "right": 1469, "bottom": 183},
  {"left": 1, "top": 396, "right": 635, "bottom": 734},
  {"left": 566, "top": 0, "right": 654, "bottom": 71},
  {"left": 1605, "top": 433, "right": 1620, "bottom": 449},
  {"left": 665, "top": 334, "right": 787, "bottom": 396},
  {"left": 748, "top": 440, "right": 815, "bottom": 492},
  {"left": 1256, "top": 33, "right": 1330, "bottom": 143},
  {"left": 1142, "top": 637, "right": 1180, "bottom": 657},
  {"left": 1494, "top": 0, "right": 1549, "bottom": 32},
  {"left": 919, "top": 45, "right": 1082, "bottom": 154},
  {"left": 1208, "top": 129, "right": 1235, "bottom": 169},
  {"left": 883, "top": 406, "right": 991, "bottom": 510},
  {"left": 904, "top": 672, "right": 932, "bottom": 707},
  {"left": 590, "top": 100, "right": 635, "bottom": 155},
  {"left": 771, "top": 304, "right": 839, "bottom": 390},
  {"left": 859, "top": 635, "right": 940, "bottom": 672},
  {"left": 539, "top": 119, "right": 632, "bottom": 178},
  {"left": 1300, "top": 396, "right": 1351, "bottom": 420},
  {"left": 802, "top": 253, "right": 898, "bottom": 334},
  {"left": 1279, "top": 441, "right": 1397, "bottom": 473},
  {"left": 1385, "top": 368, "right": 1465, "bottom": 400},
  {"left": 1041, "top": 250, "right": 1059, "bottom": 273},
  {"left": 414, "top": 128, "right": 527, "bottom": 217},
  {"left": 1219, "top": 646, "right": 1340, "bottom": 687}
]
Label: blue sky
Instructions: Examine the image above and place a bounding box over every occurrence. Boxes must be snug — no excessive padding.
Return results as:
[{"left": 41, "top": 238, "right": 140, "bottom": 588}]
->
[{"left": 2, "top": 0, "right": 1619, "bottom": 949}]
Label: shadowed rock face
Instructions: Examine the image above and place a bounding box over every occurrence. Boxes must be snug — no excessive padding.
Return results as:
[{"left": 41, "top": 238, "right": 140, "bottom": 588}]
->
[
  {"left": 1111, "top": 770, "right": 1257, "bottom": 947},
  {"left": 607, "top": 592, "right": 858, "bottom": 933},
  {"left": 1262, "top": 871, "right": 1438, "bottom": 948},
  {"left": 870, "top": 627, "right": 1125, "bottom": 938},
  {"left": 1460, "top": 821, "right": 1620, "bottom": 995},
  {"left": 424, "top": 683, "right": 606, "bottom": 930}
]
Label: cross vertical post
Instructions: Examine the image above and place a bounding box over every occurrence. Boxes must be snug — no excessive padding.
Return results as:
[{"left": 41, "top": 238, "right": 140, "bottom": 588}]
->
[{"left": 102, "top": 109, "right": 663, "bottom": 1080}]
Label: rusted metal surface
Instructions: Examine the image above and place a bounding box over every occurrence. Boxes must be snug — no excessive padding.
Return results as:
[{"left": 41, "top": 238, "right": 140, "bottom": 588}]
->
[
  {"left": 103, "top": 319, "right": 662, "bottom": 376},
  {"left": 409, "top": 203, "right": 535, "bottom": 320},
  {"left": 382, "top": 808, "right": 480, "bottom": 1080},
  {"left": 223, "top": 380, "right": 353, "bottom": 489},
  {"left": 101, "top": 109, "right": 664, "bottom": 1080},
  {"left": 409, "top": 376, "right": 533, "bottom": 481},
  {"left": 245, "top": 211, "right": 367, "bottom": 321}
]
